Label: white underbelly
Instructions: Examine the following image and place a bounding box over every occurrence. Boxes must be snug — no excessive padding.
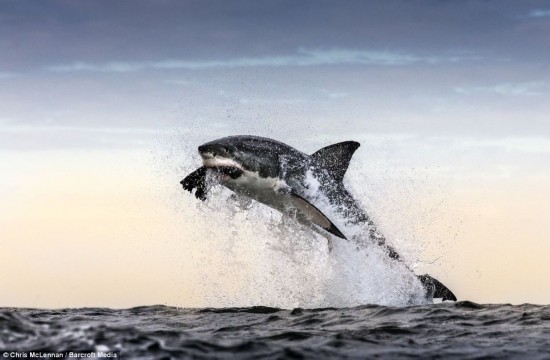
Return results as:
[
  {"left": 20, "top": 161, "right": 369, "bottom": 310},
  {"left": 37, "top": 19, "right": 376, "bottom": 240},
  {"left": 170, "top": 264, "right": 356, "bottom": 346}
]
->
[{"left": 221, "top": 170, "right": 287, "bottom": 210}]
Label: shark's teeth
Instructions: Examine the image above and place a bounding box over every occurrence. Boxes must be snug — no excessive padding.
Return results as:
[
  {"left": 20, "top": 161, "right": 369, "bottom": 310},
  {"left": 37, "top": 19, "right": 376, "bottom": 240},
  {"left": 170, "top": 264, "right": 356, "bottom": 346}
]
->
[{"left": 201, "top": 156, "right": 243, "bottom": 170}]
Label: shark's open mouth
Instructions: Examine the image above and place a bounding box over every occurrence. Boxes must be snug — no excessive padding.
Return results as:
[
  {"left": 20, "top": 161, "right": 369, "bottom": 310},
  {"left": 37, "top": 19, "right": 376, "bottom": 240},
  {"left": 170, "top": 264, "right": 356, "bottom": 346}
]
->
[
  {"left": 212, "top": 166, "right": 243, "bottom": 180},
  {"left": 200, "top": 153, "right": 244, "bottom": 180}
]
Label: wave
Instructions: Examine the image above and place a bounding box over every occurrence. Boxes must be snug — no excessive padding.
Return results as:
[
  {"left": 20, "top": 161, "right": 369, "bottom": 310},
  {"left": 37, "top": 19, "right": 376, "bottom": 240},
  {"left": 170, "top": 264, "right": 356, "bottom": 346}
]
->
[{"left": 2, "top": 303, "right": 549, "bottom": 358}]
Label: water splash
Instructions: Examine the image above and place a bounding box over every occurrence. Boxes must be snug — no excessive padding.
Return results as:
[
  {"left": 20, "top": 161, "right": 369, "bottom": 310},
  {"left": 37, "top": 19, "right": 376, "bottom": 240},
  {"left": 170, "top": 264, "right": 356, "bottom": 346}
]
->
[{"left": 174, "top": 159, "right": 429, "bottom": 308}]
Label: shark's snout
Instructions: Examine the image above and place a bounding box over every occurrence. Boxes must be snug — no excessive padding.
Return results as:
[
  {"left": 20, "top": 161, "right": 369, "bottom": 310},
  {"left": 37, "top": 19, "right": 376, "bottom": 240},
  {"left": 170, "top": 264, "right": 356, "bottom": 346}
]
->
[
  {"left": 198, "top": 144, "right": 214, "bottom": 158},
  {"left": 200, "top": 152, "right": 214, "bottom": 161},
  {"left": 197, "top": 142, "right": 243, "bottom": 172},
  {"left": 197, "top": 144, "right": 208, "bottom": 153},
  {"left": 198, "top": 144, "right": 217, "bottom": 162},
  {"left": 198, "top": 143, "right": 229, "bottom": 158}
]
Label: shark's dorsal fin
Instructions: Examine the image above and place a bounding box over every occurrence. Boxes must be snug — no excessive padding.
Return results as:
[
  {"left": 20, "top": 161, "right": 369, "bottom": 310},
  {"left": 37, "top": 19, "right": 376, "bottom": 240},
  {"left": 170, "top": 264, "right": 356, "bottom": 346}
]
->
[{"left": 311, "top": 141, "right": 360, "bottom": 182}]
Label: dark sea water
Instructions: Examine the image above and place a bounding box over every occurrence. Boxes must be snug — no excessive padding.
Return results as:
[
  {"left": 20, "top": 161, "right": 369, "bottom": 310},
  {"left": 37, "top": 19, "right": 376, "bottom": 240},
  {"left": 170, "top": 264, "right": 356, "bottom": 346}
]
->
[{"left": 2, "top": 302, "right": 550, "bottom": 359}]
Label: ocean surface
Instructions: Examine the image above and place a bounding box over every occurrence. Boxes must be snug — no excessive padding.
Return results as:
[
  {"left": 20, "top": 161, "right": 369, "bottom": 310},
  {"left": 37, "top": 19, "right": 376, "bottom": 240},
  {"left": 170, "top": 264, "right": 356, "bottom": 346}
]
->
[{"left": 2, "top": 302, "right": 550, "bottom": 359}]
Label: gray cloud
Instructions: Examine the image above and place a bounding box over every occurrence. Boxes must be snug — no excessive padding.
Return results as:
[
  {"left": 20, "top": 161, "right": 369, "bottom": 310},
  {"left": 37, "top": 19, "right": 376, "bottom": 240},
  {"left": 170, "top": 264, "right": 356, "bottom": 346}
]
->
[
  {"left": 1, "top": 0, "right": 549, "bottom": 151},
  {"left": 0, "top": 124, "right": 172, "bottom": 135},
  {"left": 318, "top": 89, "right": 349, "bottom": 99},
  {"left": 0, "top": 124, "right": 174, "bottom": 151},
  {"left": 454, "top": 136, "right": 550, "bottom": 154},
  {"left": 47, "top": 48, "right": 480, "bottom": 73},
  {"left": 528, "top": 9, "right": 550, "bottom": 17},
  {"left": 2, "top": 0, "right": 549, "bottom": 71},
  {"left": 454, "top": 82, "right": 547, "bottom": 96},
  {"left": 0, "top": 72, "right": 15, "bottom": 79}
]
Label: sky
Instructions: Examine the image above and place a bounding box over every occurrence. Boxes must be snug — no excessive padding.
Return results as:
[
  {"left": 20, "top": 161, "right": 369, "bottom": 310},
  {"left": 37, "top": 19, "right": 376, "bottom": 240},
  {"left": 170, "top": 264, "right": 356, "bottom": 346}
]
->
[{"left": 1, "top": 0, "right": 550, "bottom": 308}]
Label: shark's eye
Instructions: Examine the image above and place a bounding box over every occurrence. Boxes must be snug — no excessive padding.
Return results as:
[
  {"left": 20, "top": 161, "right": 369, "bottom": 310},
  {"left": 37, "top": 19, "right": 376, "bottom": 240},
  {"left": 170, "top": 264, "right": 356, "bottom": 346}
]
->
[{"left": 227, "top": 168, "right": 243, "bottom": 179}]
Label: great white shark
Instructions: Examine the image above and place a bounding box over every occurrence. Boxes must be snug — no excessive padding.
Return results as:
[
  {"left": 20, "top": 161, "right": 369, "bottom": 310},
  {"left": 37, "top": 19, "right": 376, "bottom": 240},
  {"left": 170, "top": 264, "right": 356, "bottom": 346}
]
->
[{"left": 181, "top": 135, "right": 457, "bottom": 301}]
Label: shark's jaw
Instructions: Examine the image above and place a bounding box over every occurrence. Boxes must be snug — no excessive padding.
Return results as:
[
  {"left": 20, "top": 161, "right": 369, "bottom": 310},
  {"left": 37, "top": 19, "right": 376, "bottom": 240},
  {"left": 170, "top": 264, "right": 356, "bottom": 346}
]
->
[
  {"left": 200, "top": 153, "right": 244, "bottom": 180},
  {"left": 200, "top": 151, "right": 287, "bottom": 201},
  {"left": 200, "top": 152, "right": 242, "bottom": 169}
]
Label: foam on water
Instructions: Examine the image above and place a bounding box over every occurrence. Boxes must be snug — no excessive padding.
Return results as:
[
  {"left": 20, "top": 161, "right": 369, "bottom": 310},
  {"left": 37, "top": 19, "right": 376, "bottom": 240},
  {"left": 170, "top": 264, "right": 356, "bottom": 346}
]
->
[{"left": 175, "top": 153, "right": 429, "bottom": 309}]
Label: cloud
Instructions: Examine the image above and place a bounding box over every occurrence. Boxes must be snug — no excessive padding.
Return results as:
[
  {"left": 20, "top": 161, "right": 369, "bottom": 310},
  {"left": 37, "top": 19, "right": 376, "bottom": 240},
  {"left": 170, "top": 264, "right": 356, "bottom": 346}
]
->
[
  {"left": 318, "top": 89, "right": 348, "bottom": 99},
  {"left": 47, "top": 48, "right": 479, "bottom": 73},
  {"left": 0, "top": 124, "right": 173, "bottom": 135},
  {"left": 528, "top": 9, "right": 550, "bottom": 18},
  {"left": 237, "top": 97, "right": 306, "bottom": 105},
  {"left": 162, "top": 79, "right": 194, "bottom": 86},
  {"left": 0, "top": 72, "right": 15, "bottom": 80},
  {"left": 454, "top": 82, "right": 546, "bottom": 96},
  {"left": 454, "top": 137, "right": 550, "bottom": 154},
  {"left": 0, "top": 124, "right": 177, "bottom": 151},
  {"left": 309, "top": 133, "right": 550, "bottom": 155}
]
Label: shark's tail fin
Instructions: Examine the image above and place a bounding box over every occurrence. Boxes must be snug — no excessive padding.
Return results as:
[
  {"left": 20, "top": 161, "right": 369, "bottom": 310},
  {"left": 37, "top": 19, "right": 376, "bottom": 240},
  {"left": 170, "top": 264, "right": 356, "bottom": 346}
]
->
[{"left": 417, "top": 274, "right": 457, "bottom": 301}]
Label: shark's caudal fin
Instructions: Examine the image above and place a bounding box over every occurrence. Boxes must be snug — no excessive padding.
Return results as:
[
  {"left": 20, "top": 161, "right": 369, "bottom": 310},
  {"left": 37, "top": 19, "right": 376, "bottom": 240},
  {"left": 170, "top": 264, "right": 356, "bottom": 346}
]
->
[
  {"left": 311, "top": 141, "right": 360, "bottom": 182},
  {"left": 181, "top": 166, "right": 208, "bottom": 201},
  {"left": 288, "top": 192, "right": 347, "bottom": 239},
  {"left": 417, "top": 274, "right": 457, "bottom": 301}
]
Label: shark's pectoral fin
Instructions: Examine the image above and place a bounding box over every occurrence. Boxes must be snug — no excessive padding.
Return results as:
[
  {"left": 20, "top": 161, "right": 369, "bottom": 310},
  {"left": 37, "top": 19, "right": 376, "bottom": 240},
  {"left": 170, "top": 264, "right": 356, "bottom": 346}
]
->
[
  {"left": 287, "top": 192, "right": 347, "bottom": 239},
  {"left": 180, "top": 166, "right": 208, "bottom": 201},
  {"left": 417, "top": 274, "right": 457, "bottom": 301},
  {"left": 311, "top": 141, "right": 360, "bottom": 182}
]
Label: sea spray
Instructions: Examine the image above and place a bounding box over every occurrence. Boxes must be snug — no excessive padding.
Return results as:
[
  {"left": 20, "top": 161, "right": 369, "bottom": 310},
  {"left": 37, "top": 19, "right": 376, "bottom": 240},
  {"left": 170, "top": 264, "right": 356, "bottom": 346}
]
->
[{"left": 181, "top": 169, "right": 428, "bottom": 308}]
